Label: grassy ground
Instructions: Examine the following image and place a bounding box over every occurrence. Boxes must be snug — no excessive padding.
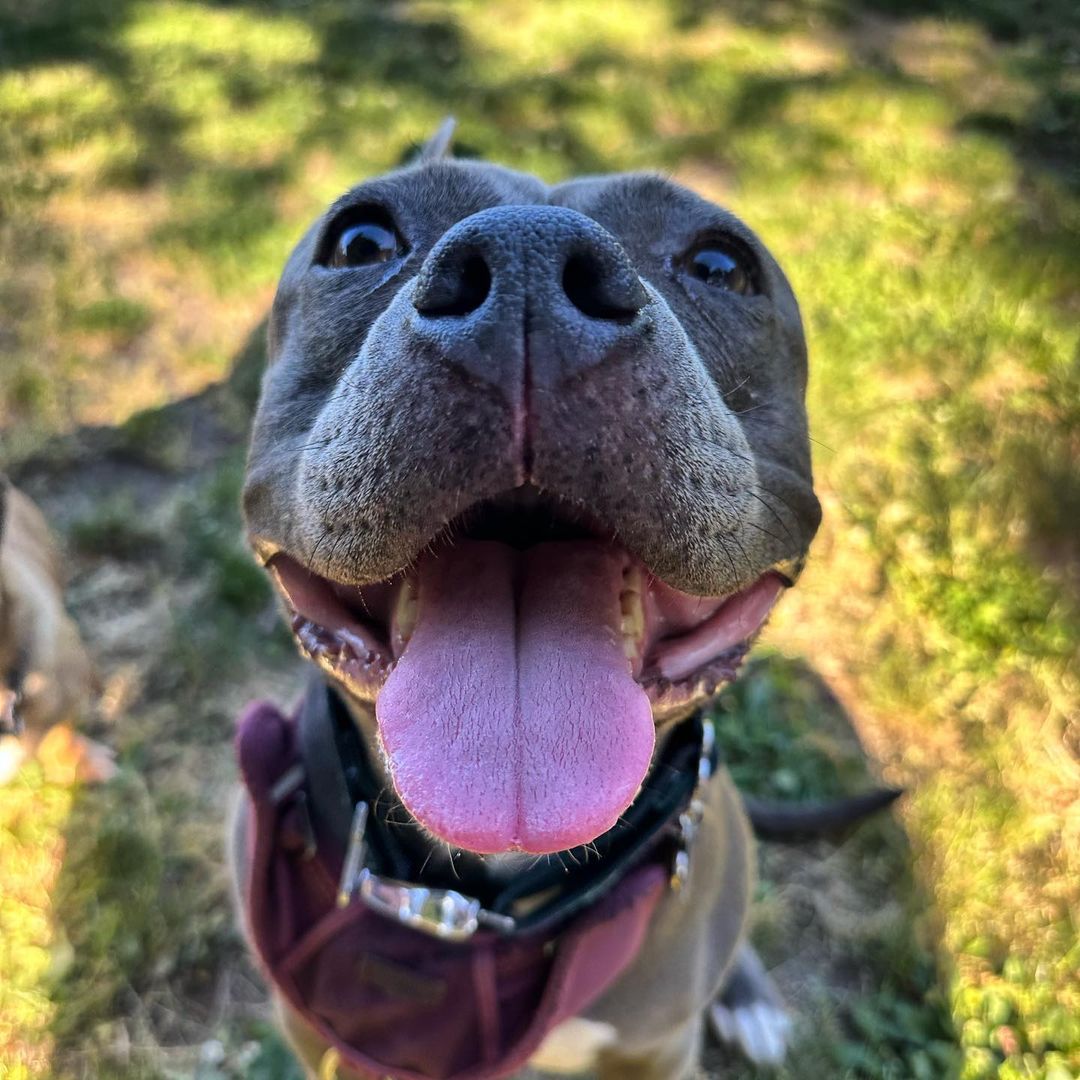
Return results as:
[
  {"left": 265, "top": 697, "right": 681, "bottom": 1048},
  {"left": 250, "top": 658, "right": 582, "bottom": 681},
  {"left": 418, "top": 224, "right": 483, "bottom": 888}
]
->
[{"left": 0, "top": 1, "right": 1077, "bottom": 1077}]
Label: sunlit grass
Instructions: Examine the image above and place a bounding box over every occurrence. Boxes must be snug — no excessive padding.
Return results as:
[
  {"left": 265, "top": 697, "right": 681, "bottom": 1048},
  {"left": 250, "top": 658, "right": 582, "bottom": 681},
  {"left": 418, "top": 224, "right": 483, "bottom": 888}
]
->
[
  {"left": 0, "top": 767, "right": 72, "bottom": 1078},
  {"left": 0, "top": 0, "right": 1077, "bottom": 1076}
]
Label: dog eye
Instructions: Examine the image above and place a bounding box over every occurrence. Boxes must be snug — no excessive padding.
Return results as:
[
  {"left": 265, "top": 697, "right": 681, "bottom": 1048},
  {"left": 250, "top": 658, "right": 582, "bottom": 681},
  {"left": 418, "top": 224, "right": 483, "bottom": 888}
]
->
[
  {"left": 683, "top": 244, "right": 756, "bottom": 295},
  {"left": 326, "top": 219, "right": 404, "bottom": 268}
]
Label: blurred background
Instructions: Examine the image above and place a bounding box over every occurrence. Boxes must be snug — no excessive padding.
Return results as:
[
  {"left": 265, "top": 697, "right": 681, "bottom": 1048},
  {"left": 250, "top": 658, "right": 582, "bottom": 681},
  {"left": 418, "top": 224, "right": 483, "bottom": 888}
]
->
[{"left": 0, "top": 1, "right": 1077, "bottom": 1078}]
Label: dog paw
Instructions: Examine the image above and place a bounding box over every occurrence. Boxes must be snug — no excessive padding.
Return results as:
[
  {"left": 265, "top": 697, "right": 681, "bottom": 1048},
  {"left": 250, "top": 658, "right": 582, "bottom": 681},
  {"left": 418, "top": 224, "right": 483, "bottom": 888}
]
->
[
  {"left": 708, "top": 996, "right": 793, "bottom": 1067},
  {"left": 38, "top": 726, "right": 118, "bottom": 785},
  {"left": 0, "top": 736, "right": 28, "bottom": 786},
  {"left": 73, "top": 736, "right": 119, "bottom": 784},
  {"left": 708, "top": 943, "right": 793, "bottom": 1066}
]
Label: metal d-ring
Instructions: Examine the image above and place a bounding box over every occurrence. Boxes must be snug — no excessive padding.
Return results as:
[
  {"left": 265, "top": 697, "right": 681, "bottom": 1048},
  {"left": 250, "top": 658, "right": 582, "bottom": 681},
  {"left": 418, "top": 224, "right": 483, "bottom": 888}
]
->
[
  {"left": 672, "top": 717, "right": 716, "bottom": 891},
  {"left": 335, "top": 800, "right": 515, "bottom": 940}
]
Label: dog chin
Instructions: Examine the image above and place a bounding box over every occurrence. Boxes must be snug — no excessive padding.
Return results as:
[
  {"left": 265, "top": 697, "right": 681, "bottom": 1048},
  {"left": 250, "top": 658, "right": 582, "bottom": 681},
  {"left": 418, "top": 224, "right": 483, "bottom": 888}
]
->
[{"left": 260, "top": 489, "right": 787, "bottom": 855}]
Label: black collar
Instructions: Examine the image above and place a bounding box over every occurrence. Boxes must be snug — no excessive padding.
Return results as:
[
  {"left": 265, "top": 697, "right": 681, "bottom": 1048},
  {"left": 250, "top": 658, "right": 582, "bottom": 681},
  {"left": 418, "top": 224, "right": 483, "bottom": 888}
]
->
[{"left": 295, "top": 679, "right": 716, "bottom": 936}]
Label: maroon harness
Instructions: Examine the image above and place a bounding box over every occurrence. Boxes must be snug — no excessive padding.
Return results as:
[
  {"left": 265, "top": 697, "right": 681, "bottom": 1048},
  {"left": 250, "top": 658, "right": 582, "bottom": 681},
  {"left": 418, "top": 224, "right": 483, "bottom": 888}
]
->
[{"left": 236, "top": 686, "right": 715, "bottom": 1080}]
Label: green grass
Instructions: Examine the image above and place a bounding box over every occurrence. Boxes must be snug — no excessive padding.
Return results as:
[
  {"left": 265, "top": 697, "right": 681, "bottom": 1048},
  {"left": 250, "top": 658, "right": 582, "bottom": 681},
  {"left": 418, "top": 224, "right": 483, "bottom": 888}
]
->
[
  {"left": 0, "top": 767, "right": 72, "bottom": 1077},
  {"left": 0, "top": 0, "right": 1077, "bottom": 1077},
  {"left": 712, "top": 658, "right": 963, "bottom": 1079},
  {"left": 69, "top": 493, "right": 162, "bottom": 559}
]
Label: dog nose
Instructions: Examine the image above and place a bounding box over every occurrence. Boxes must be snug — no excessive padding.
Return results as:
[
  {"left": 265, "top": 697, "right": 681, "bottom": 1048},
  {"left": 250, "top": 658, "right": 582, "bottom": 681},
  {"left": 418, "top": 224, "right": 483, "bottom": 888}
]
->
[{"left": 411, "top": 205, "right": 649, "bottom": 389}]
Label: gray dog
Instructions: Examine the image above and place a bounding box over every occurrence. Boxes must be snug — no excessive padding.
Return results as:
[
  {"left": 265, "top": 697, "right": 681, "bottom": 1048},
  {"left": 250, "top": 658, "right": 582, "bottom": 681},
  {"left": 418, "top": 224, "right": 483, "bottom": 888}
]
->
[{"left": 230, "top": 122, "right": 821, "bottom": 1080}]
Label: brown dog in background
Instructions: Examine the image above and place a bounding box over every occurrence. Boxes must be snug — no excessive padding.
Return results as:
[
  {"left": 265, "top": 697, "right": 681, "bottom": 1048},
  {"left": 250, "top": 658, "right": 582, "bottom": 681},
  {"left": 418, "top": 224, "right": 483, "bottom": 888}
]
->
[{"left": 0, "top": 476, "right": 115, "bottom": 785}]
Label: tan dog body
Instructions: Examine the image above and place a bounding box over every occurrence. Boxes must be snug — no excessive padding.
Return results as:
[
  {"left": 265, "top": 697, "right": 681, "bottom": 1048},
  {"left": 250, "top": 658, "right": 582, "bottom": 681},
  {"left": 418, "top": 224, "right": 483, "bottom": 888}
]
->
[{"left": 0, "top": 482, "right": 112, "bottom": 784}]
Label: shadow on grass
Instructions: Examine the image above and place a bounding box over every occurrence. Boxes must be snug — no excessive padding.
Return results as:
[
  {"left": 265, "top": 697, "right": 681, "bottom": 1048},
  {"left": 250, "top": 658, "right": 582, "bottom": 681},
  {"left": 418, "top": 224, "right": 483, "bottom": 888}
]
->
[
  {"left": 674, "top": 0, "right": 1080, "bottom": 192},
  {"left": 705, "top": 656, "right": 958, "bottom": 1079}
]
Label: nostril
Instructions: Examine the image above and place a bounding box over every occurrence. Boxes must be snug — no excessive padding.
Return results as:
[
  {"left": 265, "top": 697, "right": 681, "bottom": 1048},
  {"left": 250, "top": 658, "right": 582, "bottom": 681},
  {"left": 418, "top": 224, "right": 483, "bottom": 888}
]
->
[
  {"left": 562, "top": 253, "right": 646, "bottom": 321},
  {"left": 414, "top": 252, "right": 492, "bottom": 317}
]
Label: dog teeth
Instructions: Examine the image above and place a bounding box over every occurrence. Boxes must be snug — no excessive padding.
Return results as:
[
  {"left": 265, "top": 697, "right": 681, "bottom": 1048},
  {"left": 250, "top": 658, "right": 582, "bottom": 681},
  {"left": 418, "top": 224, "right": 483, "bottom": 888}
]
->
[
  {"left": 337, "top": 628, "right": 369, "bottom": 662},
  {"left": 620, "top": 567, "right": 645, "bottom": 662},
  {"left": 391, "top": 579, "right": 418, "bottom": 655},
  {"left": 295, "top": 618, "right": 334, "bottom": 658}
]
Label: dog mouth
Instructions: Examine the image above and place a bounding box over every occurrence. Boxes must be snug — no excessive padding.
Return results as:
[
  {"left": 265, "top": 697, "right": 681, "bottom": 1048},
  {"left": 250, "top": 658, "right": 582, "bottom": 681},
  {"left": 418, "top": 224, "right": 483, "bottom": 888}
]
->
[{"left": 267, "top": 489, "right": 786, "bottom": 855}]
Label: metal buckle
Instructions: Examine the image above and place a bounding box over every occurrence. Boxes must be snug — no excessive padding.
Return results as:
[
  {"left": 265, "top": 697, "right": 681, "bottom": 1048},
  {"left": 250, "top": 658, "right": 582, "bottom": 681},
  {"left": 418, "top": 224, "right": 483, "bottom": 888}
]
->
[
  {"left": 671, "top": 717, "right": 716, "bottom": 892},
  {"left": 356, "top": 869, "right": 483, "bottom": 941},
  {"left": 699, "top": 718, "right": 716, "bottom": 784},
  {"left": 336, "top": 801, "right": 515, "bottom": 941},
  {"left": 337, "top": 802, "right": 370, "bottom": 908}
]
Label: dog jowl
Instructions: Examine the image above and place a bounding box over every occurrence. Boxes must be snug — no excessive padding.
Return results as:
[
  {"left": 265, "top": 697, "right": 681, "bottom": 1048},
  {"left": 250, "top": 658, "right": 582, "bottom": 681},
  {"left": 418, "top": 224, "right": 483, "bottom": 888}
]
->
[{"left": 242, "top": 146, "right": 820, "bottom": 858}]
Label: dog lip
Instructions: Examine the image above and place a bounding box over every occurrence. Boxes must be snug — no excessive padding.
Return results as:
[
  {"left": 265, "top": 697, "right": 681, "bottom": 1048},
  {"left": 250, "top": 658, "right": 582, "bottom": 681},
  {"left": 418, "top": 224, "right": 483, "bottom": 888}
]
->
[
  {"left": 268, "top": 546, "right": 786, "bottom": 706},
  {"left": 642, "top": 571, "right": 785, "bottom": 683},
  {"left": 249, "top": 535, "right": 283, "bottom": 567},
  {"left": 268, "top": 554, "right": 394, "bottom": 699}
]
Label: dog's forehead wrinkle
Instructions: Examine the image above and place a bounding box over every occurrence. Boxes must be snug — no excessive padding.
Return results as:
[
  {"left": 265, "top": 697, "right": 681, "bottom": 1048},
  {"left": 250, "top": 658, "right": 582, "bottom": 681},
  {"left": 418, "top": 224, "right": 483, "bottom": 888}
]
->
[
  {"left": 319, "top": 159, "right": 549, "bottom": 247},
  {"left": 552, "top": 171, "right": 760, "bottom": 246}
]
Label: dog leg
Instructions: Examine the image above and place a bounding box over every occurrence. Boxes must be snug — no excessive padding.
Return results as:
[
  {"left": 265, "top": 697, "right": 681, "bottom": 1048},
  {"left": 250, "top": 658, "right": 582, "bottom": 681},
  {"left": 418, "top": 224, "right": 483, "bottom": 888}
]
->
[
  {"left": 0, "top": 724, "right": 116, "bottom": 786},
  {"left": 595, "top": 1016, "right": 703, "bottom": 1080},
  {"left": 36, "top": 724, "right": 117, "bottom": 784},
  {"left": 707, "top": 942, "right": 792, "bottom": 1067}
]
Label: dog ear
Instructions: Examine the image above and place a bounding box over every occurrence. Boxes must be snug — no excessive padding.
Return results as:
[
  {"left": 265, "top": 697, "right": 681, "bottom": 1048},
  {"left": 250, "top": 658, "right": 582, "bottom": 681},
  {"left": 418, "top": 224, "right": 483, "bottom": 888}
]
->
[{"left": 416, "top": 116, "right": 457, "bottom": 163}]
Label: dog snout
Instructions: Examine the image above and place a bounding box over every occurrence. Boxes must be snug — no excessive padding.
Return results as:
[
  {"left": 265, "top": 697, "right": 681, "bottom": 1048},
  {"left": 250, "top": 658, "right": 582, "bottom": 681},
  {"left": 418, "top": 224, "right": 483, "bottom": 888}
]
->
[{"left": 410, "top": 205, "right": 649, "bottom": 390}]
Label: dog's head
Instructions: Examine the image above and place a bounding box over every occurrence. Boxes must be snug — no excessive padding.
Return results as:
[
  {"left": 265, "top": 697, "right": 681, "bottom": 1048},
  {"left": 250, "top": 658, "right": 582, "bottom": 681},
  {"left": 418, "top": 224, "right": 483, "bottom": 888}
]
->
[{"left": 244, "top": 129, "right": 820, "bottom": 856}]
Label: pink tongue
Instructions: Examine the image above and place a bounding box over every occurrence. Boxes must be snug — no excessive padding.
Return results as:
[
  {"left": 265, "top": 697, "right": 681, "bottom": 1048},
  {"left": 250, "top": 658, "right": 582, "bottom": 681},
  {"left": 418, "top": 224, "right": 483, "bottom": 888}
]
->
[{"left": 376, "top": 541, "right": 654, "bottom": 854}]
